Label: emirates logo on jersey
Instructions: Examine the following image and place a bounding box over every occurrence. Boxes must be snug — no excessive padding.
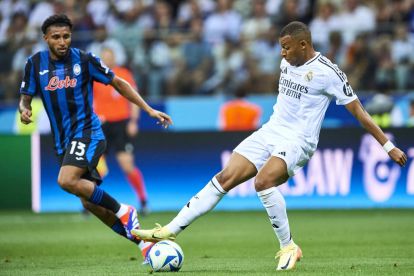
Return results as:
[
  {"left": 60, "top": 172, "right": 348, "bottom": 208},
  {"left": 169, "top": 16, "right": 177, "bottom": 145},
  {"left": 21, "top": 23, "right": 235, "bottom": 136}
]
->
[{"left": 45, "top": 76, "right": 77, "bottom": 91}]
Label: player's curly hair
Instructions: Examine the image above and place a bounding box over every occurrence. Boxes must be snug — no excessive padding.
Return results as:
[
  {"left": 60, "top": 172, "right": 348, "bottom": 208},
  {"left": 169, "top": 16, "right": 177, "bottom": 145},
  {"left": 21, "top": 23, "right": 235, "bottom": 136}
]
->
[
  {"left": 41, "top": 14, "right": 72, "bottom": 34},
  {"left": 280, "top": 21, "right": 312, "bottom": 43}
]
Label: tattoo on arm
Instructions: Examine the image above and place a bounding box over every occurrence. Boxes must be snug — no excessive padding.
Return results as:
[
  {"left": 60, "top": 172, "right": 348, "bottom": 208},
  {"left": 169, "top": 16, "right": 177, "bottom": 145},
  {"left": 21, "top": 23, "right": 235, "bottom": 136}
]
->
[{"left": 19, "top": 94, "right": 33, "bottom": 113}]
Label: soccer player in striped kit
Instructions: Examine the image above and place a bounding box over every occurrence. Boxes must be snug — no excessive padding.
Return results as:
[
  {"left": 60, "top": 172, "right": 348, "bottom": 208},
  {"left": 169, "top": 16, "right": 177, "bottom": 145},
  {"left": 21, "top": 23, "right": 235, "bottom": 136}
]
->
[
  {"left": 18, "top": 14, "right": 172, "bottom": 261},
  {"left": 133, "top": 21, "right": 408, "bottom": 270}
]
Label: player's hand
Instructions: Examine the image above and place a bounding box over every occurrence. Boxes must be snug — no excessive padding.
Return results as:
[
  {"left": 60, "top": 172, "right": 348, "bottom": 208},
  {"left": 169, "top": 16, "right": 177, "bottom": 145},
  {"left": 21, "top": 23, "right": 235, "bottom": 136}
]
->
[
  {"left": 127, "top": 120, "right": 138, "bottom": 137},
  {"left": 148, "top": 109, "right": 173, "bottom": 128},
  {"left": 388, "top": 147, "right": 407, "bottom": 167},
  {"left": 20, "top": 108, "right": 33, "bottom": 124}
]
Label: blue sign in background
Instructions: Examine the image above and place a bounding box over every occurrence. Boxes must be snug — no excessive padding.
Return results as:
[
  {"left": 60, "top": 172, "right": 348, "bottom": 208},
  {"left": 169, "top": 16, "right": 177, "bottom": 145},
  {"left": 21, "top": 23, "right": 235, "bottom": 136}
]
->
[{"left": 40, "top": 129, "right": 414, "bottom": 212}]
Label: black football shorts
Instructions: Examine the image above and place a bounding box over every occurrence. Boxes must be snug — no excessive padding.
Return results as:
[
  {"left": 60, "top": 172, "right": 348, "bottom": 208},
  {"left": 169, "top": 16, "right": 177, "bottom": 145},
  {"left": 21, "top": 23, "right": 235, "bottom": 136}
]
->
[{"left": 59, "top": 137, "right": 106, "bottom": 185}]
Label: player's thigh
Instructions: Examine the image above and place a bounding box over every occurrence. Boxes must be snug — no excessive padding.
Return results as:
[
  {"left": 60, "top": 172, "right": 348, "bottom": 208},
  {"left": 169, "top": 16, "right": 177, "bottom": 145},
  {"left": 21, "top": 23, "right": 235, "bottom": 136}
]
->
[
  {"left": 217, "top": 152, "right": 258, "bottom": 191},
  {"left": 59, "top": 138, "right": 106, "bottom": 185},
  {"left": 218, "top": 131, "right": 271, "bottom": 191},
  {"left": 255, "top": 156, "right": 289, "bottom": 191},
  {"left": 255, "top": 141, "right": 312, "bottom": 191}
]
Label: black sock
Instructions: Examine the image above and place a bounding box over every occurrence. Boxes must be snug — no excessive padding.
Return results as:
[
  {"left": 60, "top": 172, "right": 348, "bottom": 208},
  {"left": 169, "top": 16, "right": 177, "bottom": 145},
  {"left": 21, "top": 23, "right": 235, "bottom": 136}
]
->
[{"left": 89, "top": 185, "right": 121, "bottom": 213}]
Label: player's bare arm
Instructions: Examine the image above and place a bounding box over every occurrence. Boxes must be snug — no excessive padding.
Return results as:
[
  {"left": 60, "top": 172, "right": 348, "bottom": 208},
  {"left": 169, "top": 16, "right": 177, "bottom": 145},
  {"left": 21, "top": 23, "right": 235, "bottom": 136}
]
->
[
  {"left": 19, "top": 94, "right": 33, "bottom": 124},
  {"left": 345, "top": 99, "right": 407, "bottom": 166},
  {"left": 111, "top": 76, "right": 173, "bottom": 128}
]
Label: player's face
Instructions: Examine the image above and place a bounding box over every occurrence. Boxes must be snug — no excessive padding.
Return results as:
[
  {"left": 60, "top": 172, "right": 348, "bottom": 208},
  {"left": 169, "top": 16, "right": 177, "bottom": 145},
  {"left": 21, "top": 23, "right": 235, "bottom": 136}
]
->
[
  {"left": 279, "top": 35, "right": 306, "bottom": 66},
  {"left": 43, "top": 25, "right": 71, "bottom": 60}
]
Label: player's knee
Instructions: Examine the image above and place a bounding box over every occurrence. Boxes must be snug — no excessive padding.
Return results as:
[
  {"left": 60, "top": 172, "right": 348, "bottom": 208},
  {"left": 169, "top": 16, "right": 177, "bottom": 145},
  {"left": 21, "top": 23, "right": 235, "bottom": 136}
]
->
[
  {"left": 254, "top": 176, "right": 275, "bottom": 192},
  {"left": 57, "top": 174, "right": 78, "bottom": 193},
  {"left": 254, "top": 173, "right": 288, "bottom": 192},
  {"left": 215, "top": 171, "right": 235, "bottom": 191}
]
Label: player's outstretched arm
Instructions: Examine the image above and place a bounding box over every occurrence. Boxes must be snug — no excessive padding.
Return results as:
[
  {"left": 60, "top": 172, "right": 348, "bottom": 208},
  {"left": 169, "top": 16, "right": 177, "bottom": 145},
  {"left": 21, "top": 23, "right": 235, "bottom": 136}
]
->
[
  {"left": 110, "top": 76, "right": 173, "bottom": 128},
  {"left": 345, "top": 99, "right": 407, "bottom": 166},
  {"left": 19, "top": 94, "right": 33, "bottom": 124}
]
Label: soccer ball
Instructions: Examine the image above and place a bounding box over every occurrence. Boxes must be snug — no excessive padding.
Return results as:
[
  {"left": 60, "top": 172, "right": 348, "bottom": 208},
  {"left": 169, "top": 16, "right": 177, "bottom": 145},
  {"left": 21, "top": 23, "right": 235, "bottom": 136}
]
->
[{"left": 147, "top": 240, "right": 184, "bottom": 272}]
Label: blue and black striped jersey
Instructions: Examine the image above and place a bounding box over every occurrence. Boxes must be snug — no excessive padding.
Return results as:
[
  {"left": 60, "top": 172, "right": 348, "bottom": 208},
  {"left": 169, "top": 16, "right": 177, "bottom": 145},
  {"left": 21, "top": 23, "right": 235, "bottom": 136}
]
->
[{"left": 20, "top": 48, "right": 114, "bottom": 155}]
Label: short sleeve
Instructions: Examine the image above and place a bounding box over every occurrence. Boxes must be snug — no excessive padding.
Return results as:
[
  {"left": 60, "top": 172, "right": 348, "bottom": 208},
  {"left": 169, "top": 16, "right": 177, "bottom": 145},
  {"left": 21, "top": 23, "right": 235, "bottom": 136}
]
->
[
  {"left": 20, "top": 59, "right": 37, "bottom": 96},
  {"left": 325, "top": 65, "right": 358, "bottom": 105},
  {"left": 88, "top": 53, "right": 114, "bottom": 85}
]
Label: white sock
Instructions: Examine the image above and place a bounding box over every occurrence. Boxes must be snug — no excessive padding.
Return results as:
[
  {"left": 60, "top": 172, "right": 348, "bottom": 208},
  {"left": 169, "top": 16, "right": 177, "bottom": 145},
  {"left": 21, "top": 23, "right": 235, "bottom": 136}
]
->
[
  {"left": 115, "top": 203, "right": 128, "bottom": 218},
  {"left": 257, "top": 187, "right": 292, "bottom": 248},
  {"left": 167, "top": 177, "right": 226, "bottom": 235}
]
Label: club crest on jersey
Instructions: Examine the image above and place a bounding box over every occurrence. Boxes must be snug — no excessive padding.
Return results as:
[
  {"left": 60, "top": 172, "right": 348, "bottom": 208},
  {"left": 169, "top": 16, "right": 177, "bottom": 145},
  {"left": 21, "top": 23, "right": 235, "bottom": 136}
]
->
[
  {"left": 305, "top": 71, "right": 313, "bottom": 82},
  {"left": 73, "top": 64, "right": 81, "bottom": 76},
  {"left": 45, "top": 76, "right": 77, "bottom": 91}
]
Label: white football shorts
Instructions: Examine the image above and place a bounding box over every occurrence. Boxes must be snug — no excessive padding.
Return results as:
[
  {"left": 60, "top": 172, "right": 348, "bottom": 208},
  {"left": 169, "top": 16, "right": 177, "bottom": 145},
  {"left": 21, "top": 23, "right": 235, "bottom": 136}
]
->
[{"left": 233, "top": 128, "right": 313, "bottom": 176}]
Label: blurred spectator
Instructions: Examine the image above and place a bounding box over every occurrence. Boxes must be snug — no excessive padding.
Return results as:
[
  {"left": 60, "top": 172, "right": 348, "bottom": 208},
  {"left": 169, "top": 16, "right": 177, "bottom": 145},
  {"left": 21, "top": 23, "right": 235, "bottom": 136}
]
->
[
  {"left": 0, "top": 0, "right": 29, "bottom": 43},
  {"left": 248, "top": 26, "right": 280, "bottom": 93},
  {"left": 10, "top": 31, "right": 45, "bottom": 99},
  {"left": 343, "top": 33, "right": 377, "bottom": 90},
  {"left": 87, "top": 24, "right": 127, "bottom": 66},
  {"left": 203, "top": 0, "right": 242, "bottom": 45},
  {"left": 28, "top": 0, "right": 65, "bottom": 30},
  {"left": 0, "top": 0, "right": 29, "bottom": 19},
  {"left": 0, "top": 0, "right": 413, "bottom": 104},
  {"left": 110, "top": 1, "right": 146, "bottom": 62},
  {"left": 179, "top": 17, "right": 213, "bottom": 94},
  {"left": 325, "top": 31, "right": 346, "bottom": 66},
  {"left": 147, "top": 31, "right": 185, "bottom": 98},
  {"left": 177, "top": 0, "right": 212, "bottom": 30},
  {"left": 334, "top": 0, "right": 376, "bottom": 45},
  {"left": 373, "top": 35, "right": 396, "bottom": 90},
  {"left": 66, "top": 0, "right": 96, "bottom": 50},
  {"left": 150, "top": 0, "right": 176, "bottom": 38},
  {"left": 241, "top": 0, "right": 271, "bottom": 41},
  {"left": 218, "top": 84, "right": 262, "bottom": 131},
  {"left": 391, "top": 23, "right": 414, "bottom": 90},
  {"left": 0, "top": 11, "right": 28, "bottom": 102},
  {"left": 204, "top": 36, "right": 247, "bottom": 95},
  {"left": 273, "top": 0, "right": 313, "bottom": 28},
  {"left": 309, "top": 1, "right": 339, "bottom": 53}
]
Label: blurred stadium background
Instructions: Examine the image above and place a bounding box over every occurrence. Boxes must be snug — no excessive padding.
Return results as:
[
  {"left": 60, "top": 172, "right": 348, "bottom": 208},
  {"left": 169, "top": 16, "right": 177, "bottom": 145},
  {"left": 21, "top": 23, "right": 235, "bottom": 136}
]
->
[{"left": 1, "top": 0, "right": 414, "bottom": 274}]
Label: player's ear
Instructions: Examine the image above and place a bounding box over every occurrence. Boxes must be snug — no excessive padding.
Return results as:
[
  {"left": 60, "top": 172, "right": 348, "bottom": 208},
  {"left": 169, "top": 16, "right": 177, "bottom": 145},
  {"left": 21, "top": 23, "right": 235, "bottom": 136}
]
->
[{"left": 300, "top": 40, "right": 307, "bottom": 49}]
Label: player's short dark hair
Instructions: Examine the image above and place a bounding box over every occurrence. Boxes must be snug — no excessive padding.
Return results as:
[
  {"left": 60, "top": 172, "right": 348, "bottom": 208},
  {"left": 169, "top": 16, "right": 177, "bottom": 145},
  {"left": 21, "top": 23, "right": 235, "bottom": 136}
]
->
[
  {"left": 41, "top": 14, "right": 72, "bottom": 34},
  {"left": 279, "top": 21, "right": 312, "bottom": 43}
]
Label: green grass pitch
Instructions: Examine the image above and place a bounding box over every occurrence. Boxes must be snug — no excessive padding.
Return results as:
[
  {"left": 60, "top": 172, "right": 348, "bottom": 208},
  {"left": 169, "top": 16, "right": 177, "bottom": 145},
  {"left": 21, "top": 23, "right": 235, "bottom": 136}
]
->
[{"left": 1, "top": 209, "right": 414, "bottom": 275}]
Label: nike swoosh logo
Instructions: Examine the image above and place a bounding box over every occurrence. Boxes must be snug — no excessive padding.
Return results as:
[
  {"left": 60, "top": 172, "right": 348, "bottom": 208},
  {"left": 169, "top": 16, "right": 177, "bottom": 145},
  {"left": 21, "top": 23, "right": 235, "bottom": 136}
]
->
[
  {"left": 39, "top": 70, "right": 49, "bottom": 75},
  {"left": 281, "top": 256, "right": 291, "bottom": 270},
  {"left": 151, "top": 233, "right": 160, "bottom": 239}
]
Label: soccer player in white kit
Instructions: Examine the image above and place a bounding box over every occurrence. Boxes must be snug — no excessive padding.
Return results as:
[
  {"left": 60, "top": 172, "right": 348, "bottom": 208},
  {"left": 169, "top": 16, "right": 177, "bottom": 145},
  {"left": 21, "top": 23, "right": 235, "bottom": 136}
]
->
[{"left": 133, "top": 21, "right": 407, "bottom": 270}]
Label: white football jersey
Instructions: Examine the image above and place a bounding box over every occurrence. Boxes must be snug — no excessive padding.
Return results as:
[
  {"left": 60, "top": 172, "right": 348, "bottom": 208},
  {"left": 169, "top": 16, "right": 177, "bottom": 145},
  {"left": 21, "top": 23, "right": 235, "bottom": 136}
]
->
[{"left": 262, "top": 52, "right": 358, "bottom": 151}]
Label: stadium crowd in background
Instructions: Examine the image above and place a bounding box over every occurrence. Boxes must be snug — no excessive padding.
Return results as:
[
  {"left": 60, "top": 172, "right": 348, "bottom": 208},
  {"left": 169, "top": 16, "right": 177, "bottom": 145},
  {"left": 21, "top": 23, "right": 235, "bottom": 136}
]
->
[{"left": 1, "top": 0, "right": 414, "bottom": 103}]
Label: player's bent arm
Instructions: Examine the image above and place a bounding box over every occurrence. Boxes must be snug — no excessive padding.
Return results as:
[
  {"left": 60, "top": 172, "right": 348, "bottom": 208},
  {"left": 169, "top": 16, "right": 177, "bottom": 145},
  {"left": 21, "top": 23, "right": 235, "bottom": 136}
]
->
[
  {"left": 345, "top": 99, "right": 407, "bottom": 166},
  {"left": 19, "top": 94, "right": 33, "bottom": 124},
  {"left": 110, "top": 75, "right": 173, "bottom": 127}
]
